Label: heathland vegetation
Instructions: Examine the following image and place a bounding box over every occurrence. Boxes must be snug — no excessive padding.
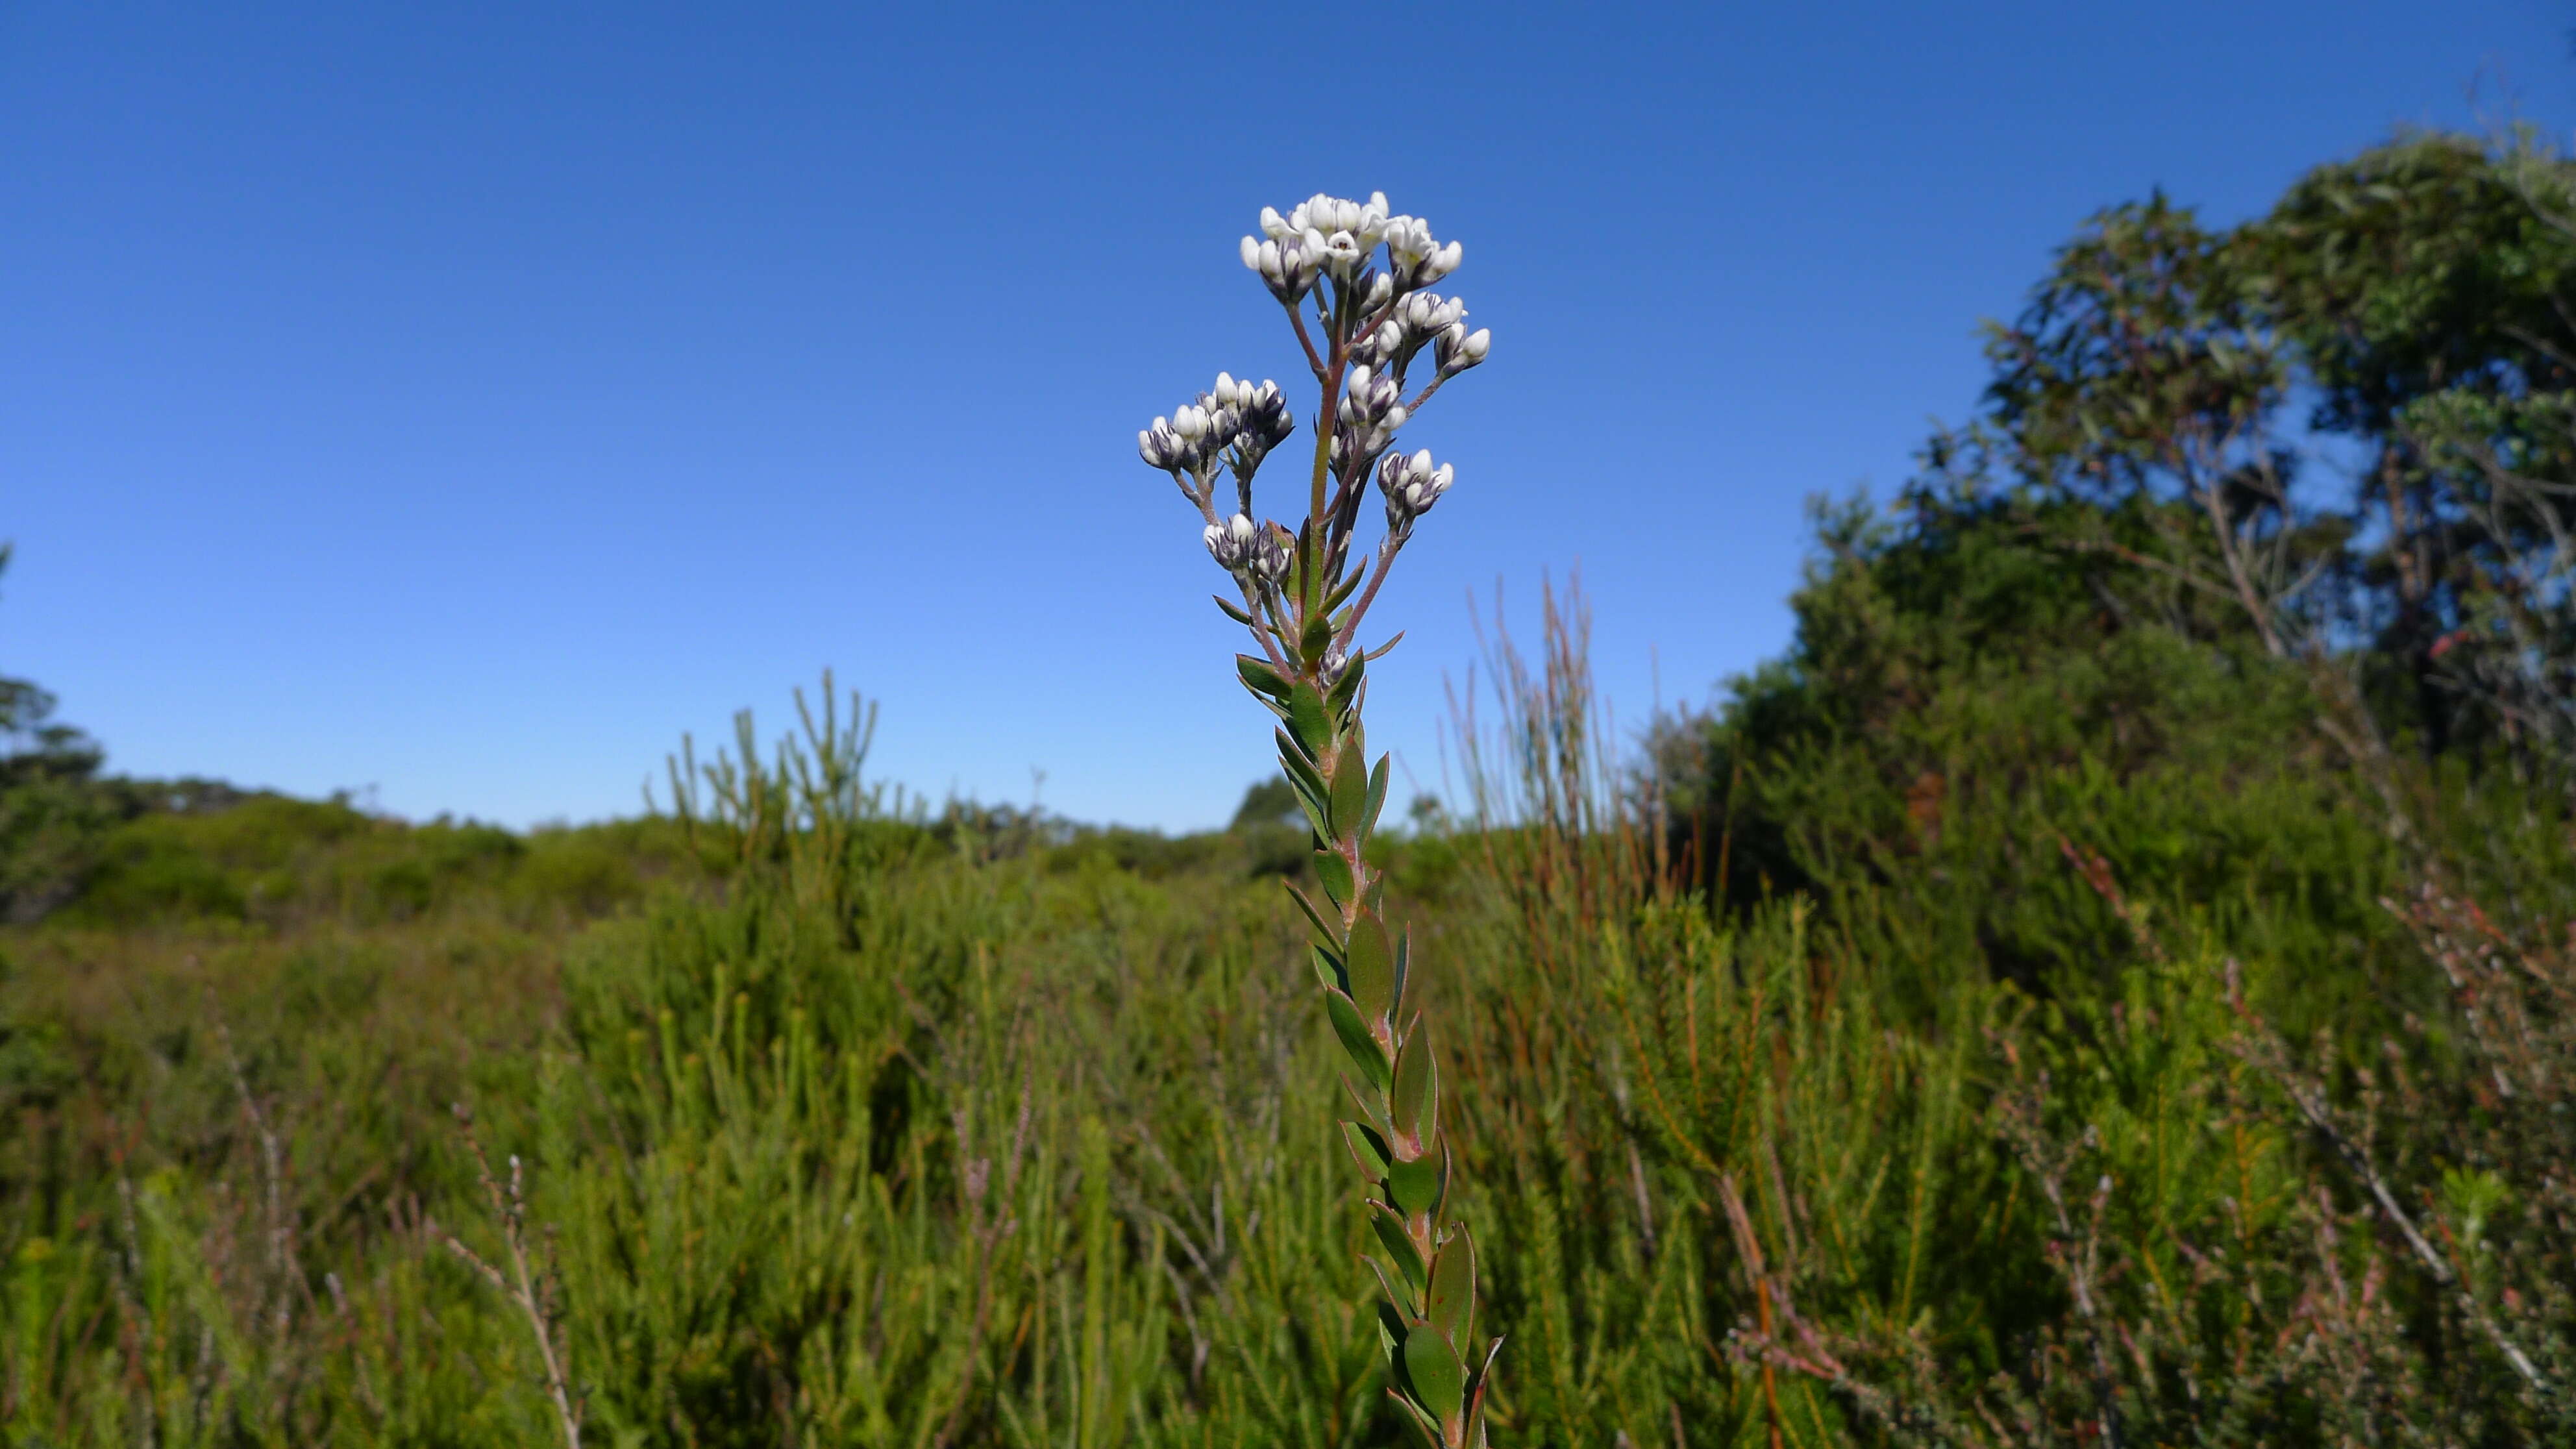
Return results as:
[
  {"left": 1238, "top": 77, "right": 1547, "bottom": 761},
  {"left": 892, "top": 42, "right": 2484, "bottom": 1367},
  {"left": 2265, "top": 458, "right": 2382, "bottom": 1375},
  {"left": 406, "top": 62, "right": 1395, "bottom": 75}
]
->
[{"left": 10, "top": 129, "right": 2576, "bottom": 1445}]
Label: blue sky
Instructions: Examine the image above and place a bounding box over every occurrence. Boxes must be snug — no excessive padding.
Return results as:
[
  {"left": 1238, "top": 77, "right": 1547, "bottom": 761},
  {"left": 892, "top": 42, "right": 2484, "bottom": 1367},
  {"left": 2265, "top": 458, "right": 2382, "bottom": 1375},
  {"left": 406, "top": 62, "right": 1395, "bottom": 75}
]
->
[{"left": 5, "top": 2, "right": 2568, "bottom": 830}]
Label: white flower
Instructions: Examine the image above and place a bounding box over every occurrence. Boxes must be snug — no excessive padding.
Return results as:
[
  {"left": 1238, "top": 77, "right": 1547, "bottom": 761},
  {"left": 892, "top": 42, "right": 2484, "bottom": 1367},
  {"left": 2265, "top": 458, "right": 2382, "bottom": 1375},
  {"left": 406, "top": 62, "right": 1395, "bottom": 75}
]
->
[
  {"left": 1350, "top": 320, "right": 1405, "bottom": 368},
  {"left": 1287, "top": 192, "right": 1388, "bottom": 245},
  {"left": 1242, "top": 235, "right": 1321, "bottom": 303},
  {"left": 1338, "top": 366, "right": 1402, "bottom": 426},
  {"left": 1314, "top": 227, "right": 1365, "bottom": 279},
  {"left": 1385, "top": 216, "right": 1463, "bottom": 288},
  {"left": 1204, "top": 512, "right": 1260, "bottom": 572},
  {"left": 1278, "top": 193, "right": 1391, "bottom": 280},
  {"left": 1399, "top": 293, "right": 1465, "bottom": 337},
  {"left": 1435, "top": 324, "right": 1492, "bottom": 376}
]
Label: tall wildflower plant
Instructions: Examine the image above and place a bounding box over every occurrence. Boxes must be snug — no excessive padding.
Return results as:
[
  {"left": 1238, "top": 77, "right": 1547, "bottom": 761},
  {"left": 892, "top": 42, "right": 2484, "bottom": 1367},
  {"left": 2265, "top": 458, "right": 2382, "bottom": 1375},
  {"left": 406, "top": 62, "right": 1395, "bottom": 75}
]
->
[{"left": 1137, "top": 192, "right": 1498, "bottom": 1448}]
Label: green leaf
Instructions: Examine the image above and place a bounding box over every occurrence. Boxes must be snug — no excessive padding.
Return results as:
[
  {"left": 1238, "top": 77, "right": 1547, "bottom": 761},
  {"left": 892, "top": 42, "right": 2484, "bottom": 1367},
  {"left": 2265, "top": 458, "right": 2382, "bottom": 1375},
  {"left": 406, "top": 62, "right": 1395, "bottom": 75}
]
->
[
  {"left": 1465, "top": 1341, "right": 1502, "bottom": 1448},
  {"left": 1386, "top": 1389, "right": 1444, "bottom": 1449},
  {"left": 1299, "top": 613, "right": 1335, "bottom": 669},
  {"left": 1385, "top": 1148, "right": 1443, "bottom": 1217},
  {"left": 1284, "top": 778, "right": 1331, "bottom": 841},
  {"left": 1362, "top": 754, "right": 1391, "bottom": 836},
  {"left": 1328, "top": 645, "right": 1367, "bottom": 713},
  {"left": 1370, "top": 1200, "right": 1428, "bottom": 1295},
  {"left": 1341, "top": 1120, "right": 1393, "bottom": 1180},
  {"left": 1314, "top": 849, "right": 1354, "bottom": 908},
  {"left": 1324, "top": 564, "right": 1367, "bottom": 613},
  {"left": 1375, "top": 1299, "right": 1408, "bottom": 1367},
  {"left": 1426, "top": 1224, "right": 1476, "bottom": 1353},
  {"left": 1286, "top": 883, "right": 1344, "bottom": 950},
  {"left": 1342, "top": 1072, "right": 1390, "bottom": 1137},
  {"left": 1236, "top": 653, "right": 1291, "bottom": 699},
  {"left": 1275, "top": 739, "right": 1333, "bottom": 841},
  {"left": 1309, "top": 943, "right": 1346, "bottom": 993},
  {"left": 1215, "top": 596, "right": 1256, "bottom": 626},
  {"left": 1392, "top": 926, "right": 1411, "bottom": 1022},
  {"left": 1389, "top": 1022, "right": 1438, "bottom": 1146},
  {"left": 1287, "top": 684, "right": 1333, "bottom": 757},
  {"left": 1274, "top": 728, "right": 1326, "bottom": 796},
  {"left": 1402, "top": 1324, "right": 1467, "bottom": 1426},
  {"left": 1330, "top": 749, "right": 1368, "bottom": 841},
  {"left": 1469, "top": 1336, "right": 1503, "bottom": 1396},
  {"left": 1345, "top": 911, "right": 1396, "bottom": 1024},
  {"left": 1326, "top": 989, "right": 1391, "bottom": 1092}
]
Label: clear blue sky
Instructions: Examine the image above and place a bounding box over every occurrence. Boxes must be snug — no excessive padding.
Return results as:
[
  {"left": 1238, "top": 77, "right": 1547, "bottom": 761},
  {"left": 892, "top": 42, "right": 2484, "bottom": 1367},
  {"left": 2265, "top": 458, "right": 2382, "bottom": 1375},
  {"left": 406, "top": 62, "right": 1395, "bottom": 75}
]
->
[{"left": 6, "top": 2, "right": 2568, "bottom": 830}]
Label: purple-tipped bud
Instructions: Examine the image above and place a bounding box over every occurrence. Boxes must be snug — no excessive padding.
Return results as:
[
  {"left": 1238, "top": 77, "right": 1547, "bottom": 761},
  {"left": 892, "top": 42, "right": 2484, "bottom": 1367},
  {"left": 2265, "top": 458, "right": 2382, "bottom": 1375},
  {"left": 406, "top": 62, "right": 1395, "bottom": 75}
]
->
[
  {"left": 1378, "top": 448, "right": 1455, "bottom": 527},
  {"left": 1248, "top": 521, "right": 1292, "bottom": 583},
  {"left": 1434, "top": 323, "right": 1491, "bottom": 377},
  {"left": 1205, "top": 513, "right": 1260, "bottom": 573},
  {"left": 1139, "top": 417, "right": 1186, "bottom": 471}
]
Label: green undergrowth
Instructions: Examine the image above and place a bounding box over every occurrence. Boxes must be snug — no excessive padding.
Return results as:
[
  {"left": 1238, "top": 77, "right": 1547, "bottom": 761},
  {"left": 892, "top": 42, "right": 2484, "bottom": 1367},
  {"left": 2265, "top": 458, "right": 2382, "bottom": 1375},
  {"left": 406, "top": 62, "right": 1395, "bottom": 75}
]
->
[{"left": 4, "top": 615, "right": 2560, "bottom": 1446}]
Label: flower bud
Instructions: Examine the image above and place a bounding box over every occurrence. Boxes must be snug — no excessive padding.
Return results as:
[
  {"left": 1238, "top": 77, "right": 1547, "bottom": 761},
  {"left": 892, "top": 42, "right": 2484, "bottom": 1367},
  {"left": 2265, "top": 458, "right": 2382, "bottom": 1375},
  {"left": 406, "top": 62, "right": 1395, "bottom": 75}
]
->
[
  {"left": 1248, "top": 236, "right": 1321, "bottom": 303},
  {"left": 1248, "top": 522, "right": 1292, "bottom": 583},
  {"left": 1435, "top": 323, "right": 1491, "bottom": 377},
  {"left": 1240, "top": 379, "right": 1294, "bottom": 454},
  {"left": 1400, "top": 292, "right": 1465, "bottom": 336},
  {"left": 1349, "top": 319, "right": 1404, "bottom": 368},
  {"left": 1337, "top": 366, "right": 1401, "bottom": 426},
  {"left": 1378, "top": 448, "right": 1455, "bottom": 526},
  {"left": 1139, "top": 417, "right": 1185, "bottom": 471},
  {"left": 1204, "top": 512, "right": 1260, "bottom": 573}
]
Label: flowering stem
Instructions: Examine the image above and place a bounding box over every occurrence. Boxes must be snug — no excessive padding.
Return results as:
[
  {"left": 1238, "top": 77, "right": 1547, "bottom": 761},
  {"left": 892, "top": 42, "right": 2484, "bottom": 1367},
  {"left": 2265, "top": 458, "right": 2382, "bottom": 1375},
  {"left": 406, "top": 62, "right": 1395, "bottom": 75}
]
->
[
  {"left": 1139, "top": 191, "right": 1496, "bottom": 1447},
  {"left": 1311, "top": 330, "right": 1346, "bottom": 534},
  {"left": 1332, "top": 536, "right": 1407, "bottom": 663},
  {"left": 1289, "top": 303, "right": 1329, "bottom": 383}
]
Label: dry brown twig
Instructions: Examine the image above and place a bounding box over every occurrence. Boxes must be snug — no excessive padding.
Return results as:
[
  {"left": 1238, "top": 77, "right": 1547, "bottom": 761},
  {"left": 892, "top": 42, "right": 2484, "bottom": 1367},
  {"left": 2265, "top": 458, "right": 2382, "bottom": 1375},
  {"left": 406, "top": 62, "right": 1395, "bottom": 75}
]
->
[
  {"left": 431, "top": 1104, "right": 584, "bottom": 1449},
  {"left": 2221, "top": 959, "right": 2547, "bottom": 1394}
]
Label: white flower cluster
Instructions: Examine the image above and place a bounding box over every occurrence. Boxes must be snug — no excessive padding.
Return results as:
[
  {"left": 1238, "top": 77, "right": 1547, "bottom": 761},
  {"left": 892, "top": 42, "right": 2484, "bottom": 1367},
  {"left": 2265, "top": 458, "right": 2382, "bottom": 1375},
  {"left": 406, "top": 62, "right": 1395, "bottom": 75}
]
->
[
  {"left": 1378, "top": 449, "right": 1455, "bottom": 531},
  {"left": 1139, "top": 371, "right": 1296, "bottom": 506},
  {"left": 1239, "top": 192, "right": 1463, "bottom": 303},
  {"left": 1143, "top": 190, "right": 1492, "bottom": 616},
  {"left": 1346, "top": 291, "right": 1491, "bottom": 378},
  {"left": 1202, "top": 512, "right": 1292, "bottom": 582},
  {"left": 1337, "top": 364, "right": 1407, "bottom": 456}
]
